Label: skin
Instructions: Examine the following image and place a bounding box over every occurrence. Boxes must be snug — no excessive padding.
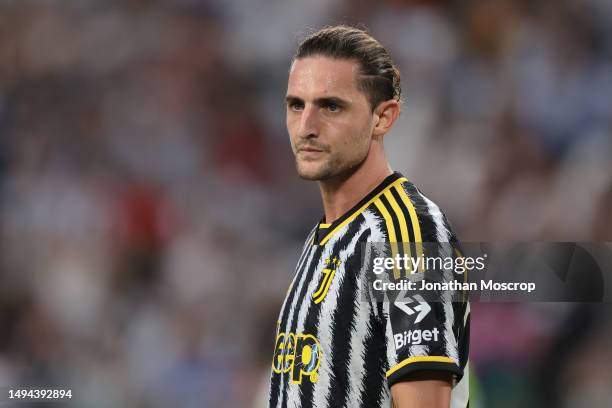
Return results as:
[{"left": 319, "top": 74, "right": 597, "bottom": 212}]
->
[
  {"left": 286, "top": 56, "right": 452, "bottom": 407},
  {"left": 391, "top": 371, "right": 452, "bottom": 408}
]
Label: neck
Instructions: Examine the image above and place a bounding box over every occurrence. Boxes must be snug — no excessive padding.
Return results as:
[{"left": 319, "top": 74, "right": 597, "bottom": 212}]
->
[{"left": 318, "top": 142, "right": 392, "bottom": 223}]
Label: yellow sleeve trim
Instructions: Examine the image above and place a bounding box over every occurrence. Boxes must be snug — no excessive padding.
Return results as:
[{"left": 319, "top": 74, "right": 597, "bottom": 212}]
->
[{"left": 386, "top": 356, "right": 456, "bottom": 377}]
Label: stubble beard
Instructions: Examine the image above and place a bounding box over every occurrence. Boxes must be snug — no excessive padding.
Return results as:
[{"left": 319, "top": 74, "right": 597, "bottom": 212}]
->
[{"left": 295, "top": 150, "right": 366, "bottom": 182}]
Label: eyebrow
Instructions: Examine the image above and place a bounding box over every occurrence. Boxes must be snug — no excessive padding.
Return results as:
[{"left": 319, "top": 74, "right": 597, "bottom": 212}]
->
[{"left": 285, "top": 95, "right": 350, "bottom": 107}]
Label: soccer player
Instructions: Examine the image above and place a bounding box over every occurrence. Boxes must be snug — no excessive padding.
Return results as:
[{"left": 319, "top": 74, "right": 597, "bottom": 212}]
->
[{"left": 268, "top": 26, "right": 469, "bottom": 408}]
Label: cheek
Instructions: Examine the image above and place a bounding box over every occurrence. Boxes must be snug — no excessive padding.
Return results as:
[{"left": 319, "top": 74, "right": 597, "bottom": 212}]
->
[
  {"left": 286, "top": 117, "right": 298, "bottom": 146},
  {"left": 344, "top": 117, "right": 372, "bottom": 150}
]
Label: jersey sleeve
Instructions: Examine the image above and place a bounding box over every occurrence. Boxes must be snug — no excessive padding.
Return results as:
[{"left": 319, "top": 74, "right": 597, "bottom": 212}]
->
[
  {"left": 379, "top": 184, "right": 470, "bottom": 388},
  {"left": 384, "top": 280, "right": 469, "bottom": 387}
]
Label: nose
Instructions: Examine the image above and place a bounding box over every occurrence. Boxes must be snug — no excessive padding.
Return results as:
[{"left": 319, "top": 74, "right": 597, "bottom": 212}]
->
[{"left": 297, "top": 104, "right": 319, "bottom": 139}]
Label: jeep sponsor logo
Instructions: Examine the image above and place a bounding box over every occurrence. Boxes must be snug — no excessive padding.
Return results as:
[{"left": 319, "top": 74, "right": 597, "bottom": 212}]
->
[{"left": 272, "top": 332, "right": 321, "bottom": 384}]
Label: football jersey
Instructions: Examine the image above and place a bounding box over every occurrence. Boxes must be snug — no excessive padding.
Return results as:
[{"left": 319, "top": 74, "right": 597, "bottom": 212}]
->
[{"left": 268, "top": 172, "right": 470, "bottom": 408}]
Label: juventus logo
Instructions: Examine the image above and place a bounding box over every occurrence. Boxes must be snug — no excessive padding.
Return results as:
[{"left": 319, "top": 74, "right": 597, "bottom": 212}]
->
[{"left": 312, "top": 257, "right": 341, "bottom": 304}]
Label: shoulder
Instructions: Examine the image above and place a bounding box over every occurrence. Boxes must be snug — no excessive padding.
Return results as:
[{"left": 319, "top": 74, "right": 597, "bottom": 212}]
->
[
  {"left": 399, "top": 179, "right": 458, "bottom": 243},
  {"left": 366, "top": 179, "right": 457, "bottom": 244}
]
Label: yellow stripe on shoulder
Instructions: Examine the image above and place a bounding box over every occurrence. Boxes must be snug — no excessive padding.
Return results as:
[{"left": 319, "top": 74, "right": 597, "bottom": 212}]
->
[
  {"left": 319, "top": 177, "right": 407, "bottom": 245},
  {"left": 385, "top": 191, "right": 412, "bottom": 278},
  {"left": 373, "top": 198, "right": 401, "bottom": 279},
  {"left": 393, "top": 184, "right": 422, "bottom": 243},
  {"left": 393, "top": 184, "right": 424, "bottom": 272},
  {"left": 374, "top": 199, "right": 397, "bottom": 242}
]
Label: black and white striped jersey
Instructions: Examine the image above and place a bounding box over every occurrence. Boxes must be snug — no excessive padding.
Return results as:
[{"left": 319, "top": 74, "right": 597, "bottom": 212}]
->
[{"left": 268, "top": 172, "right": 470, "bottom": 408}]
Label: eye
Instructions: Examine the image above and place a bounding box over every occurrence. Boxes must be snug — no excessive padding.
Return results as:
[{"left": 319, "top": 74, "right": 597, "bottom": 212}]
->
[
  {"left": 326, "top": 102, "right": 340, "bottom": 112},
  {"left": 288, "top": 101, "right": 303, "bottom": 111}
]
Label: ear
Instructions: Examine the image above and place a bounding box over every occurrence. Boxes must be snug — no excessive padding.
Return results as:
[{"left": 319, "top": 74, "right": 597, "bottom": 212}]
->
[{"left": 372, "top": 99, "right": 400, "bottom": 138}]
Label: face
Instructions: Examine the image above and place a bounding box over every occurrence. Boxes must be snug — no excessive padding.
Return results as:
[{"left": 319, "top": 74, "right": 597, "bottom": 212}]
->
[{"left": 286, "top": 56, "right": 376, "bottom": 181}]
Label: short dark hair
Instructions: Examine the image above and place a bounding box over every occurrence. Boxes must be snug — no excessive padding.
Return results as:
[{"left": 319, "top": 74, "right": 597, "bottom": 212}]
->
[{"left": 293, "top": 25, "right": 401, "bottom": 110}]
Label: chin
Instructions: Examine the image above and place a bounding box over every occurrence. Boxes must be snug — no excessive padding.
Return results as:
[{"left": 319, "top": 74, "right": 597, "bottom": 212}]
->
[
  {"left": 296, "top": 162, "right": 330, "bottom": 181},
  {"left": 297, "top": 165, "right": 353, "bottom": 182},
  {"left": 296, "top": 169, "right": 326, "bottom": 181}
]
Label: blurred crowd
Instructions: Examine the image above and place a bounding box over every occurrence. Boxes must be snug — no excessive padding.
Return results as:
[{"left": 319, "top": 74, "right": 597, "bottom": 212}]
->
[{"left": 0, "top": 0, "right": 611, "bottom": 406}]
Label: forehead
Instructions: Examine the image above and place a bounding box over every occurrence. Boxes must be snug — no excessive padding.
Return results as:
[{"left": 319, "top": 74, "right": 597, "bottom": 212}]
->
[{"left": 287, "top": 56, "right": 361, "bottom": 98}]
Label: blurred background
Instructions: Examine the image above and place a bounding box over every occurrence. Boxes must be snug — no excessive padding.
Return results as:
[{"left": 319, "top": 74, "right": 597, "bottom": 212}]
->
[{"left": 0, "top": 0, "right": 611, "bottom": 406}]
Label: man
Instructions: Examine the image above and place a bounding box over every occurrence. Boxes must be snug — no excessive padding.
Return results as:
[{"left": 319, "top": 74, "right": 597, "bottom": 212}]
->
[{"left": 268, "top": 26, "right": 469, "bottom": 408}]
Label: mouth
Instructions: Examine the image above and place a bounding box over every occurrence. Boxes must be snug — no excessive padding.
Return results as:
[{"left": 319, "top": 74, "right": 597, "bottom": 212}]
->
[
  {"left": 299, "top": 146, "right": 324, "bottom": 153},
  {"left": 297, "top": 146, "right": 325, "bottom": 159},
  {"left": 297, "top": 142, "right": 327, "bottom": 152}
]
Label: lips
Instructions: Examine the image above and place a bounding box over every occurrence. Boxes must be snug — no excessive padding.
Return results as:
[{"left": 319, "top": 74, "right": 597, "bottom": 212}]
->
[
  {"left": 298, "top": 144, "right": 326, "bottom": 153},
  {"left": 299, "top": 147, "right": 323, "bottom": 153},
  {"left": 297, "top": 146, "right": 325, "bottom": 160}
]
